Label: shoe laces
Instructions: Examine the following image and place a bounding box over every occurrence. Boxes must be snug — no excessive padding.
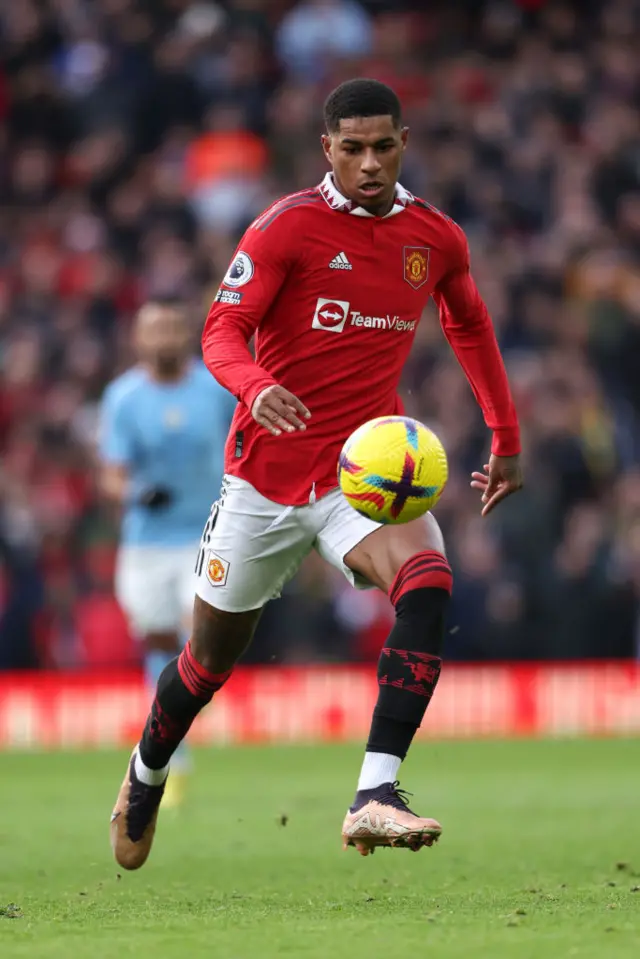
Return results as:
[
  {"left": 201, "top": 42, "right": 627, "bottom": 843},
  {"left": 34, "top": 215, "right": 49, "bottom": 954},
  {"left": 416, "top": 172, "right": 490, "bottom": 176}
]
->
[
  {"left": 126, "top": 766, "right": 165, "bottom": 842},
  {"left": 385, "top": 781, "right": 418, "bottom": 815}
]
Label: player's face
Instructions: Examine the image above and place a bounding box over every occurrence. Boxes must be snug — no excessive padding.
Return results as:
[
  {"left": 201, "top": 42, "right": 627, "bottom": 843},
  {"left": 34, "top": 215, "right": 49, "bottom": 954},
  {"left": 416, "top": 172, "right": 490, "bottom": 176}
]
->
[
  {"left": 135, "top": 305, "right": 191, "bottom": 377},
  {"left": 322, "top": 116, "right": 408, "bottom": 216}
]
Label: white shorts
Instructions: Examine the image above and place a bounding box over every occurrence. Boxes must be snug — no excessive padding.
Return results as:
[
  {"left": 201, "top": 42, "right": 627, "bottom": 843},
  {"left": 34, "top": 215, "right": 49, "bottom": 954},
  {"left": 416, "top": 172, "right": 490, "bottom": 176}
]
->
[
  {"left": 115, "top": 543, "right": 200, "bottom": 636},
  {"left": 195, "top": 475, "right": 382, "bottom": 613}
]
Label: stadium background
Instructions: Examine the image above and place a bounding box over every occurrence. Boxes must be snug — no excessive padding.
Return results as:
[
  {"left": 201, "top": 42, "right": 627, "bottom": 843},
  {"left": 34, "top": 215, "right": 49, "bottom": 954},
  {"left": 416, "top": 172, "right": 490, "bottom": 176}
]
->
[
  {"left": 1, "top": 0, "right": 639, "bottom": 692},
  {"left": 2, "top": 8, "right": 639, "bottom": 955}
]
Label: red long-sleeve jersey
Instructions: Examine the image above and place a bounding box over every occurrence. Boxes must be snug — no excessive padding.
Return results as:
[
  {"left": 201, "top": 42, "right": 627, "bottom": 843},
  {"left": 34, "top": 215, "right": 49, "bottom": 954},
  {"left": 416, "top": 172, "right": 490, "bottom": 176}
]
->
[{"left": 203, "top": 173, "right": 520, "bottom": 507}]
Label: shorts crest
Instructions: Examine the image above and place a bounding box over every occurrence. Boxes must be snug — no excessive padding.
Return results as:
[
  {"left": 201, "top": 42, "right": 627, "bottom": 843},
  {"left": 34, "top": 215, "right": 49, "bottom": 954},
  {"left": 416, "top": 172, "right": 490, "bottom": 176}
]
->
[{"left": 206, "top": 551, "right": 229, "bottom": 587}]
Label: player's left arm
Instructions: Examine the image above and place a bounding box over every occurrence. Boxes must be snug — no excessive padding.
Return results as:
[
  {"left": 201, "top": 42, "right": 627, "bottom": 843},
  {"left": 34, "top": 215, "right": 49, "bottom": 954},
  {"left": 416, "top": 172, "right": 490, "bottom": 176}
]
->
[{"left": 433, "top": 222, "right": 523, "bottom": 516}]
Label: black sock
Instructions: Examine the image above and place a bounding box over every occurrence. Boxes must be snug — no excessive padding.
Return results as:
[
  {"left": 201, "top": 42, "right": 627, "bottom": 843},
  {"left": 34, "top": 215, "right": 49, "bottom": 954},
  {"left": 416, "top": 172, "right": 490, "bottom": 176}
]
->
[
  {"left": 138, "top": 641, "right": 231, "bottom": 770},
  {"left": 366, "top": 585, "right": 449, "bottom": 762}
]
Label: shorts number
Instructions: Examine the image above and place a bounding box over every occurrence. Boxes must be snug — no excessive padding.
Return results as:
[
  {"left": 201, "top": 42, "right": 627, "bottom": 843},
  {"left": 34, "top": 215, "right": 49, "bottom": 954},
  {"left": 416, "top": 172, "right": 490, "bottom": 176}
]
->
[{"left": 194, "top": 480, "right": 228, "bottom": 575}]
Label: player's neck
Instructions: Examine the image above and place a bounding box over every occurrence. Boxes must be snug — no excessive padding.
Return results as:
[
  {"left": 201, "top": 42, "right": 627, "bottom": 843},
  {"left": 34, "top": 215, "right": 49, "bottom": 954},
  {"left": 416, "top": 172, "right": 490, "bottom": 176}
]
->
[
  {"left": 145, "top": 360, "right": 189, "bottom": 384},
  {"left": 331, "top": 171, "right": 396, "bottom": 217},
  {"left": 365, "top": 196, "right": 395, "bottom": 217}
]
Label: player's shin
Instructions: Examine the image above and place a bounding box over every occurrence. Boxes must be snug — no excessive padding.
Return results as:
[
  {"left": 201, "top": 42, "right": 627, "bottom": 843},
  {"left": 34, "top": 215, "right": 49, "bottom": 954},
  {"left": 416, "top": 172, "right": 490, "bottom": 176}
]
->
[
  {"left": 143, "top": 645, "right": 192, "bottom": 811},
  {"left": 354, "top": 551, "right": 452, "bottom": 804},
  {"left": 136, "top": 641, "right": 231, "bottom": 782}
]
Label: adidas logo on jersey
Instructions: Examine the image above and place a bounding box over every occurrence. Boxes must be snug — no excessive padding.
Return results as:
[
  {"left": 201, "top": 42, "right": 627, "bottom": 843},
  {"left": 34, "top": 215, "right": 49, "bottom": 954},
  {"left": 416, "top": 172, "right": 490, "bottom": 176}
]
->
[{"left": 329, "top": 252, "right": 352, "bottom": 270}]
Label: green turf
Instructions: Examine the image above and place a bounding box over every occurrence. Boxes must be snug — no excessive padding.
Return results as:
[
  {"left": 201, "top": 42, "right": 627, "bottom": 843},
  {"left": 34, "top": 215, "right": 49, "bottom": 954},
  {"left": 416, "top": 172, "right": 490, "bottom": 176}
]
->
[{"left": 0, "top": 740, "right": 639, "bottom": 958}]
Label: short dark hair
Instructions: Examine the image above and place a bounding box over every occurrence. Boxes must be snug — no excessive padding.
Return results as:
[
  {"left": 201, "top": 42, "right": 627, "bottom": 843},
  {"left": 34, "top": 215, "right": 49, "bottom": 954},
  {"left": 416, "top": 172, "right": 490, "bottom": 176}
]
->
[
  {"left": 323, "top": 78, "right": 402, "bottom": 133},
  {"left": 143, "top": 295, "right": 187, "bottom": 312}
]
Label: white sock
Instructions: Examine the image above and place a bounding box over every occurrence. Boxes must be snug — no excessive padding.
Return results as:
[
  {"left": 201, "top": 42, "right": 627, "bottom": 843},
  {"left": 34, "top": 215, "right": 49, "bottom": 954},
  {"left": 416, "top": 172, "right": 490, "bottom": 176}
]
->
[
  {"left": 134, "top": 748, "right": 170, "bottom": 786},
  {"left": 357, "top": 752, "right": 402, "bottom": 791}
]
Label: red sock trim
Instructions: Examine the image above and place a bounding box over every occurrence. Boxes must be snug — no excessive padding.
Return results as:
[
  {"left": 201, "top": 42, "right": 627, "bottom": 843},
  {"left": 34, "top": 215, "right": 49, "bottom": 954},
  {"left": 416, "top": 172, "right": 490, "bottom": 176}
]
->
[
  {"left": 389, "top": 550, "right": 453, "bottom": 606},
  {"left": 177, "top": 642, "right": 232, "bottom": 699}
]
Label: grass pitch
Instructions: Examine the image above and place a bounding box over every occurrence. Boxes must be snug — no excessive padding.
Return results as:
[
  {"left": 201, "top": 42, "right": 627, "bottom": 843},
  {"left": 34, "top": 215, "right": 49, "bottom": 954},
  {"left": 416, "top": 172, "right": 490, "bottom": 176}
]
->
[{"left": 0, "top": 740, "right": 639, "bottom": 958}]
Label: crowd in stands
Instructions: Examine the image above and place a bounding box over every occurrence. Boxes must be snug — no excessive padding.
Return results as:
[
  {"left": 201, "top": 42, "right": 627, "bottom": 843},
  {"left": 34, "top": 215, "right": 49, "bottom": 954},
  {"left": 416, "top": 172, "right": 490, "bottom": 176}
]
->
[{"left": 1, "top": 0, "right": 639, "bottom": 669}]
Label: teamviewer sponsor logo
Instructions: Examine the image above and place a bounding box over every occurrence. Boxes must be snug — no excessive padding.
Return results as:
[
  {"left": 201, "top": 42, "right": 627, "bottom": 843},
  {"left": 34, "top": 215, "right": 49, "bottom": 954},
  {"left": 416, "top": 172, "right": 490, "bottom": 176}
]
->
[
  {"left": 312, "top": 298, "right": 417, "bottom": 334},
  {"left": 349, "top": 311, "right": 416, "bottom": 332},
  {"left": 312, "top": 297, "right": 350, "bottom": 332}
]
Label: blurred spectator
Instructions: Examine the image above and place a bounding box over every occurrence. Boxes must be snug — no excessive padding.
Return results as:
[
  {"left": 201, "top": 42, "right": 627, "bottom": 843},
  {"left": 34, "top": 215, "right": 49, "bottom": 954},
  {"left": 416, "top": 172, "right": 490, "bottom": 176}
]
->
[
  {"left": 1, "top": 0, "right": 640, "bottom": 669},
  {"left": 184, "top": 102, "right": 270, "bottom": 231},
  {"left": 276, "top": 0, "right": 373, "bottom": 82}
]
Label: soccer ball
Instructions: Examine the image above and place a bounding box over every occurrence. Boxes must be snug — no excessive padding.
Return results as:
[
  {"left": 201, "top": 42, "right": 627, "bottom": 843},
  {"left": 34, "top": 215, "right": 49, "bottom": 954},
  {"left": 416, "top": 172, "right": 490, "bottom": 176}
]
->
[{"left": 338, "top": 415, "right": 448, "bottom": 524}]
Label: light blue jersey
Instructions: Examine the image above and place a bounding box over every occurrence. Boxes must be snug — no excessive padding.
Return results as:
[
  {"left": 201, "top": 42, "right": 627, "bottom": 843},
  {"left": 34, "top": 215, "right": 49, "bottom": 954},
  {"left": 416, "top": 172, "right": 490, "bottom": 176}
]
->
[{"left": 100, "top": 361, "right": 235, "bottom": 546}]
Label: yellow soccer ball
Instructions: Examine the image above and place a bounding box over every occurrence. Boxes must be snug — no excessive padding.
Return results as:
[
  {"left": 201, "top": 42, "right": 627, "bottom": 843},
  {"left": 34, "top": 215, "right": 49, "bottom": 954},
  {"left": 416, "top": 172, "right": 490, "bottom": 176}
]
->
[{"left": 338, "top": 416, "right": 448, "bottom": 524}]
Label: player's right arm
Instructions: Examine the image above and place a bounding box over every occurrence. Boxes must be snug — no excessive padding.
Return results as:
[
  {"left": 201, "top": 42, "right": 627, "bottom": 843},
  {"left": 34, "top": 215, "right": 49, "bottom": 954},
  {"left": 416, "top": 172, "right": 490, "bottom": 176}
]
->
[
  {"left": 98, "top": 384, "right": 172, "bottom": 509},
  {"left": 100, "top": 461, "right": 129, "bottom": 505},
  {"left": 202, "top": 209, "right": 311, "bottom": 436},
  {"left": 99, "top": 384, "right": 133, "bottom": 506}
]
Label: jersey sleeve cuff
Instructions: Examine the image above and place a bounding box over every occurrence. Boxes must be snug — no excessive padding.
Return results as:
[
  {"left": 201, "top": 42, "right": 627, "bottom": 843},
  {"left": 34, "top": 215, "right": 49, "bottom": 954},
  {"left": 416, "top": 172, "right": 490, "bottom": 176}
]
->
[
  {"left": 491, "top": 425, "right": 521, "bottom": 457},
  {"left": 241, "top": 375, "right": 280, "bottom": 412}
]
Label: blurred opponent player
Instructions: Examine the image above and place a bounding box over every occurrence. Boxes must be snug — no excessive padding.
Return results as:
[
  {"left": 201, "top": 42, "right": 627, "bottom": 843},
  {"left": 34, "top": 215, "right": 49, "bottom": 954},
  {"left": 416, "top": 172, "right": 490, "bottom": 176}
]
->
[
  {"left": 100, "top": 298, "right": 235, "bottom": 807},
  {"left": 111, "top": 80, "right": 523, "bottom": 867}
]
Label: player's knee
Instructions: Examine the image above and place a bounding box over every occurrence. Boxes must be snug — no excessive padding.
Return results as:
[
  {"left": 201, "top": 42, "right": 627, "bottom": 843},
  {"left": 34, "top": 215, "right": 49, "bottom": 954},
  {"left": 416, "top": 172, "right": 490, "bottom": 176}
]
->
[
  {"left": 390, "top": 549, "right": 453, "bottom": 606},
  {"left": 190, "top": 595, "right": 261, "bottom": 673},
  {"left": 361, "top": 512, "right": 446, "bottom": 591}
]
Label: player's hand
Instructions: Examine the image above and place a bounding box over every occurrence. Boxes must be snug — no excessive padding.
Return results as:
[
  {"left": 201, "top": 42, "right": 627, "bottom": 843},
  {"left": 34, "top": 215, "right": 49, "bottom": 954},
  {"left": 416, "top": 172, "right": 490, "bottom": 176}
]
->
[
  {"left": 251, "top": 385, "right": 311, "bottom": 436},
  {"left": 470, "top": 454, "right": 523, "bottom": 517},
  {"left": 139, "top": 486, "right": 174, "bottom": 510}
]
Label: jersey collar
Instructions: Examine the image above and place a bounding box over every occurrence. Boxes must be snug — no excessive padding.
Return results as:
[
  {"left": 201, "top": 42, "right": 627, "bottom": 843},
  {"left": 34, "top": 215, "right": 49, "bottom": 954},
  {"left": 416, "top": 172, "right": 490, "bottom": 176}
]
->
[{"left": 318, "top": 172, "right": 414, "bottom": 218}]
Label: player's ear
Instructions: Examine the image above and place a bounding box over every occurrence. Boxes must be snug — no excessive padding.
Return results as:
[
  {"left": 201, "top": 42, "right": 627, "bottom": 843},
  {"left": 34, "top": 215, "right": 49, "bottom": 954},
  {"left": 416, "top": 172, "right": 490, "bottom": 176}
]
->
[
  {"left": 321, "top": 134, "right": 333, "bottom": 164},
  {"left": 400, "top": 126, "right": 409, "bottom": 151}
]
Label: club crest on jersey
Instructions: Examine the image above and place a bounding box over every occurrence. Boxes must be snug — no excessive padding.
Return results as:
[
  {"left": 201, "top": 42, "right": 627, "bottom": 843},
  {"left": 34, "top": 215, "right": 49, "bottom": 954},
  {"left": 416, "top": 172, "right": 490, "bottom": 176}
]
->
[
  {"left": 163, "top": 407, "right": 183, "bottom": 429},
  {"left": 403, "top": 247, "right": 429, "bottom": 290},
  {"left": 223, "top": 251, "right": 254, "bottom": 288},
  {"left": 206, "top": 550, "right": 229, "bottom": 587}
]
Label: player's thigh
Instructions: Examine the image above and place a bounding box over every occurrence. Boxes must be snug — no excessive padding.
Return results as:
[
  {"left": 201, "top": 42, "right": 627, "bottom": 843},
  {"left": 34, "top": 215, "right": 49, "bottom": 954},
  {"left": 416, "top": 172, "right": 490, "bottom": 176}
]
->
[
  {"left": 315, "top": 489, "right": 445, "bottom": 593},
  {"left": 194, "top": 475, "right": 313, "bottom": 614},
  {"left": 314, "top": 488, "right": 382, "bottom": 591},
  {"left": 178, "top": 542, "right": 201, "bottom": 639},
  {"left": 115, "top": 546, "right": 185, "bottom": 635}
]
